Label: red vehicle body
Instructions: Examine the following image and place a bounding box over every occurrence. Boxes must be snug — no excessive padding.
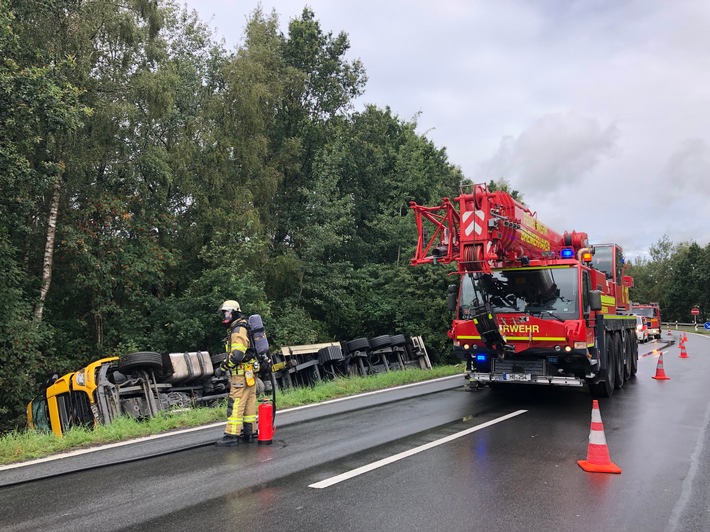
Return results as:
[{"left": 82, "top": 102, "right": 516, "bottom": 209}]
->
[
  {"left": 630, "top": 303, "right": 662, "bottom": 340},
  {"left": 409, "top": 183, "right": 637, "bottom": 397}
]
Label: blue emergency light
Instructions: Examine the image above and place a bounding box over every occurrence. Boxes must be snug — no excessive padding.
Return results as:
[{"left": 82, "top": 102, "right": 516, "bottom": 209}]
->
[
  {"left": 476, "top": 354, "right": 487, "bottom": 361},
  {"left": 560, "top": 247, "right": 575, "bottom": 259}
]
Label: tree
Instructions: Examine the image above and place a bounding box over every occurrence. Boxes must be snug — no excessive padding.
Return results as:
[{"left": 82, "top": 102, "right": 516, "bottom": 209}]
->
[{"left": 0, "top": 1, "right": 91, "bottom": 427}]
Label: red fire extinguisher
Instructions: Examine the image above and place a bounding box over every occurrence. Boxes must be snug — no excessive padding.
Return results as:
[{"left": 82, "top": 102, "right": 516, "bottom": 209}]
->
[
  {"left": 257, "top": 400, "right": 274, "bottom": 445},
  {"left": 257, "top": 362, "right": 277, "bottom": 445}
]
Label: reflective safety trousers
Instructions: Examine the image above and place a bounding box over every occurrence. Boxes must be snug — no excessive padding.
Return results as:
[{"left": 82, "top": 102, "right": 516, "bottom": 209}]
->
[{"left": 224, "top": 373, "right": 257, "bottom": 436}]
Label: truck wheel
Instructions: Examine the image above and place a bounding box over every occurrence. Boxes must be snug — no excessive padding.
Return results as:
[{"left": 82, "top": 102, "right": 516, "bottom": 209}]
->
[
  {"left": 591, "top": 332, "right": 615, "bottom": 397},
  {"left": 607, "top": 333, "right": 616, "bottom": 393},
  {"left": 211, "top": 352, "right": 228, "bottom": 366},
  {"left": 390, "top": 334, "right": 407, "bottom": 347},
  {"left": 118, "top": 351, "right": 163, "bottom": 373},
  {"left": 629, "top": 332, "right": 638, "bottom": 377},
  {"left": 369, "top": 335, "right": 392, "bottom": 350},
  {"left": 346, "top": 337, "right": 370, "bottom": 353},
  {"left": 613, "top": 332, "right": 624, "bottom": 390},
  {"left": 623, "top": 331, "right": 635, "bottom": 380}
]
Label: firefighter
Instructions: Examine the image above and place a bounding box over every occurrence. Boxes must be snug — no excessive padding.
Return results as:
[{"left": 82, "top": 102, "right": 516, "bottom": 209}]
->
[{"left": 214, "top": 300, "right": 258, "bottom": 447}]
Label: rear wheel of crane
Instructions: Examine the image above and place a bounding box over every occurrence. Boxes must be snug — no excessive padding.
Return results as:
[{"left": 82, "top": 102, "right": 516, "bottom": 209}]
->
[
  {"left": 629, "top": 332, "right": 639, "bottom": 376},
  {"left": 613, "top": 332, "right": 624, "bottom": 389},
  {"left": 622, "top": 330, "right": 630, "bottom": 381},
  {"left": 604, "top": 332, "right": 617, "bottom": 394},
  {"left": 624, "top": 330, "right": 636, "bottom": 379}
]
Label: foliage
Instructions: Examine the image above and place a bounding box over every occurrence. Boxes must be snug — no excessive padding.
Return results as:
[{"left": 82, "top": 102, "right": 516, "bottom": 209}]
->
[{"left": 628, "top": 236, "right": 710, "bottom": 323}]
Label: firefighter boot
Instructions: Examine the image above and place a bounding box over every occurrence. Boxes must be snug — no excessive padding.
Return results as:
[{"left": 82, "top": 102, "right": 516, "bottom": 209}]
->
[
  {"left": 215, "top": 434, "right": 240, "bottom": 447},
  {"left": 242, "top": 423, "right": 254, "bottom": 443}
]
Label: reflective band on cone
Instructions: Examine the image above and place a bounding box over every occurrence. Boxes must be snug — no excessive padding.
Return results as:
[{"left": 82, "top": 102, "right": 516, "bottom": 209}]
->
[
  {"left": 652, "top": 351, "right": 671, "bottom": 380},
  {"left": 578, "top": 400, "right": 622, "bottom": 474}
]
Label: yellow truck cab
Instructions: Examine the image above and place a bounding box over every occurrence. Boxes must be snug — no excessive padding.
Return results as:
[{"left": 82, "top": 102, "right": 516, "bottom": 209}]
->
[
  {"left": 27, "top": 351, "right": 226, "bottom": 437},
  {"left": 27, "top": 357, "right": 118, "bottom": 437}
]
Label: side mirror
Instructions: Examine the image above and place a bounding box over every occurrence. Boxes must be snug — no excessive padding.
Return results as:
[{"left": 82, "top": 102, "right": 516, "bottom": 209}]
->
[
  {"left": 589, "top": 290, "right": 602, "bottom": 311},
  {"left": 622, "top": 275, "right": 634, "bottom": 288},
  {"left": 447, "top": 284, "right": 457, "bottom": 312}
]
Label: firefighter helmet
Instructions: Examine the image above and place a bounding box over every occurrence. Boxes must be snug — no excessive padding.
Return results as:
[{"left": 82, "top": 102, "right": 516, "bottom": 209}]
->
[{"left": 219, "top": 300, "right": 241, "bottom": 325}]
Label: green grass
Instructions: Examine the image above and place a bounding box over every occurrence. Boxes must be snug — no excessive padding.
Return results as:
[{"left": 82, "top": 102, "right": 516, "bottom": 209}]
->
[
  {"left": 0, "top": 365, "right": 463, "bottom": 466},
  {"left": 667, "top": 325, "right": 709, "bottom": 336}
]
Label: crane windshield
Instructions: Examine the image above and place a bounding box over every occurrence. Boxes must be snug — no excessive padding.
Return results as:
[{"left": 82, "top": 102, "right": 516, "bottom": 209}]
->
[{"left": 460, "top": 267, "right": 580, "bottom": 320}]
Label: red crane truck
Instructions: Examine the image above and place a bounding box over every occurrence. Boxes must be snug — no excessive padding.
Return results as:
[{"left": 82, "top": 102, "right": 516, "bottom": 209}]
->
[{"left": 408, "top": 183, "right": 637, "bottom": 397}]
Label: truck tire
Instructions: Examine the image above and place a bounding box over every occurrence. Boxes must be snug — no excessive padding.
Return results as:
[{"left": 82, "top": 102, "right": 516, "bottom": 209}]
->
[
  {"left": 346, "top": 337, "right": 370, "bottom": 353},
  {"left": 369, "top": 335, "right": 392, "bottom": 350},
  {"left": 590, "top": 332, "right": 615, "bottom": 398},
  {"left": 211, "top": 352, "right": 228, "bottom": 366},
  {"left": 630, "top": 333, "right": 639, "bottom": 376},
  {"left": 623, "top": 330, "right": 636, "bottom": 380},
  {"left": 613, "top": 332, "right": 624, "bottom": 390},
  {"left": 118, "top": 351, "right": 163, "bottom": 373},
  {"left": 390, "top": 334, "right": 407, "bottom": 347}
]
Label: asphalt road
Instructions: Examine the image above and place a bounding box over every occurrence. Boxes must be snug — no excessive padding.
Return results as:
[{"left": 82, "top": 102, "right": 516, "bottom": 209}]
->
[{"left": 2, "top": 332, "right": 710, "bottom": 532}]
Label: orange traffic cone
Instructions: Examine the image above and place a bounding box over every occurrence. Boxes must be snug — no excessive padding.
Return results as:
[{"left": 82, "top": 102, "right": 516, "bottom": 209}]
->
[
  {"left": 652, "top": 351, "right": 671, "bottom": 380},
  {"left": 679, "top": 340, "right": 689, "bottom": 359},
  {"left": 667, "top": 325, "right": 671, "bottom": 336},
  {"left": 578, "top": 400, "right": 622, "bottom": 474}
]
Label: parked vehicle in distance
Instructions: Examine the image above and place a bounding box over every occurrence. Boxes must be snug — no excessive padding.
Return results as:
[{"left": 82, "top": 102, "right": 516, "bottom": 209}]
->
[
  {"left": 635, "top": 316, "right": 648, "bottom": 343},
  {"left": 631, "top": 302, "right": 661, "bottom": 339}
]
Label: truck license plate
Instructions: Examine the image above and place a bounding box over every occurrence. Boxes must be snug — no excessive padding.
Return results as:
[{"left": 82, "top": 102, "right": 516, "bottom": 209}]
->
[{"left": 504, "top": 373, "right": 531, "bottom": 381}]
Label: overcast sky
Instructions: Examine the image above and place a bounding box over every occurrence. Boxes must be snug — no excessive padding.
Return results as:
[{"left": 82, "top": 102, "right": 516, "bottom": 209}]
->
[{"left": 183, "top": 0, "right": 710, "bottom": 260}]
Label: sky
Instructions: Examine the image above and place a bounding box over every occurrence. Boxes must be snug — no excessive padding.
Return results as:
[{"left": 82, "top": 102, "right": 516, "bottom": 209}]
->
[{"left": 182, "top": 0, "right": 710, "bottom": 261}]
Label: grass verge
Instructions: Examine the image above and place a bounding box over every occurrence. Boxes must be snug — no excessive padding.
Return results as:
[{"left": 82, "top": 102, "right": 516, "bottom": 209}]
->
[{"left": 0, "top": 364, "right": 463, "bottom": 466}]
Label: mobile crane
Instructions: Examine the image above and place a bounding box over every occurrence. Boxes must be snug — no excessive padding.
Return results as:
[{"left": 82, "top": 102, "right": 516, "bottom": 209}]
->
[{"left": 409, "top": 183, "right": 637, "bottom": 397}]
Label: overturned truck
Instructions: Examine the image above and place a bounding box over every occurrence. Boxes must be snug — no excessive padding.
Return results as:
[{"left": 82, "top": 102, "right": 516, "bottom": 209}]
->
[
  {"left": 28, "top": 333, "right": 433, "bottom": 437},
  {"left": 27, "top": 351, "right": 244, "bottom": 437}
]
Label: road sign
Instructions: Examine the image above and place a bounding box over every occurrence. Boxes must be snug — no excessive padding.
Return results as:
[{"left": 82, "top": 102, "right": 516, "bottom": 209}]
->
[
  {"left": 691, "top": 307, "right": 700, "bottom": 316},
  {"left": 705, "top": 322, "right": 710, "bottom": 330}
]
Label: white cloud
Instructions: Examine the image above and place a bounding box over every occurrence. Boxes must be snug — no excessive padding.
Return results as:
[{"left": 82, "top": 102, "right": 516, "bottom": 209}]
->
[
  {"left": 661, "top": 139, "right": 710, "bottom": 196},
  {"left": 477, "top": 113, "right": 619, "bottom": 191}
]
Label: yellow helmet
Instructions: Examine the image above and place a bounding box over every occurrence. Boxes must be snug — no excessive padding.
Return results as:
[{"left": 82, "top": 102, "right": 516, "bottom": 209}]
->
[{"left": 219, "top": 300, "right": 241, "bottom": 325}]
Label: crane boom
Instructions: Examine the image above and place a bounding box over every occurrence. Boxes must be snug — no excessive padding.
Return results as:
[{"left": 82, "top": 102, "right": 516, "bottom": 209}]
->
[{"left": 409, "top": 184, "right": 589, "bottom": 273}]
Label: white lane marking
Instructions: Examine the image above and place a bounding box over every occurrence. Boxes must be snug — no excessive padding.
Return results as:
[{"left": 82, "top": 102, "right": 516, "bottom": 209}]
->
[{"left": 309, "top": 409, "right": 528, "bottom": 489}]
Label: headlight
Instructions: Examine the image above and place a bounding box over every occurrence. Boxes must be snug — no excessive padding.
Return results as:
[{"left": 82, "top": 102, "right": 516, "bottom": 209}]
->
[{"left": 75, "top": 369, "right": 86, "bottom": 386}]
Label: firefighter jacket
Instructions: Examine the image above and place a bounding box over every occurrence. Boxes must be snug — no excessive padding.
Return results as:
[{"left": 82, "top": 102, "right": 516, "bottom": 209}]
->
[{"left": 223, "top": 319, "right": 259, "bottom": 381}]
